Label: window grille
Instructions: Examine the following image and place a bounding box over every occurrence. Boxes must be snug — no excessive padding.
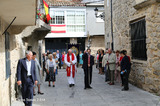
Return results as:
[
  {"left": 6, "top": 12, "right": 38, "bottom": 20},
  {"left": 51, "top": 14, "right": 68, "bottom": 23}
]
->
[{"left": 130, "top": 18, "right": 147, "bottom": 60}]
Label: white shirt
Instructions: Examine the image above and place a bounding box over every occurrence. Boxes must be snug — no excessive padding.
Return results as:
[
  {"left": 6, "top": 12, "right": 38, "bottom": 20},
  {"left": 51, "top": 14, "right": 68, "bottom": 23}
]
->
[
  {"left": 56, "top": 53, "right": 60, "bottom": 59},
  {"left": 26, "top": 59, "right": 31, "bottom": 76}
]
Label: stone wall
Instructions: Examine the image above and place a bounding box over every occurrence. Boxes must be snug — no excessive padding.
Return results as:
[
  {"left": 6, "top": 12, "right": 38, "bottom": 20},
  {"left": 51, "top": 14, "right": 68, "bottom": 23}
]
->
[
  {"left": 104, "top": 0, "right": 160, "bottom": 94},
  {"left": 0, "top": 16, "right": 49, "bottom": 106},
  {"left": 0, "top": 17, "right": 28, "bottom": 106},
  {"left": 85, "top": 35, "right": 105, "bottom": 57},
  {"left": 0, "top": 17, "right": 12, "bottom": 106}
]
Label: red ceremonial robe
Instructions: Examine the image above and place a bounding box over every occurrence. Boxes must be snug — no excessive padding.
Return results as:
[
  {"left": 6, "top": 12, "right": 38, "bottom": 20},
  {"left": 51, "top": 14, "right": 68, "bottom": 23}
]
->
[{"left": 66, "top": 53, "right": 76, "bottom": 78}]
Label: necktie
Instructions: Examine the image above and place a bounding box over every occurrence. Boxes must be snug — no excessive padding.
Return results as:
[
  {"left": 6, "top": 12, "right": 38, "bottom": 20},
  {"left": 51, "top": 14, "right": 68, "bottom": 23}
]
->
[{"left": 88, "top": 55, "right": 90, "bottom": 65}]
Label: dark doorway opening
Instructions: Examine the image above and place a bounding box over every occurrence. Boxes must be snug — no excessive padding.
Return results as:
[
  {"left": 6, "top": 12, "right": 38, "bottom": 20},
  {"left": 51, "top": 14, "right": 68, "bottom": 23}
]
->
[
  {"left": 77, "top": 37, "right": 85, "bottom": 52},
  {"left": 45, "top": 38, "right": 70, "bottom": 54}
]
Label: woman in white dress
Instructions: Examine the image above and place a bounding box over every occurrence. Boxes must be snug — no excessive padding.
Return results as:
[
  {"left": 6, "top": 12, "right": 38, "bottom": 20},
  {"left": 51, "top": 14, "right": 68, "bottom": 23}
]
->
[{"left": 32, "top": 52, "right": 44, "bottom": 95}]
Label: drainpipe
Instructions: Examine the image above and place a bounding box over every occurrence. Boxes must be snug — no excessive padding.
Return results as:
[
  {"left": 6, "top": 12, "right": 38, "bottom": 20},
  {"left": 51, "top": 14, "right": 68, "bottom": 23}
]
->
[{"left": 111, "top": 0, "right": 114, "bottom": 50}]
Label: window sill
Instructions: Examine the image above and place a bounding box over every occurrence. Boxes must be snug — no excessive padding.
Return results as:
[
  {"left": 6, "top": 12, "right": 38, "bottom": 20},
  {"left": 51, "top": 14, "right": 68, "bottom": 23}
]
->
[
  {"left": 131, "top": 59, "right": 147, "bottom": 64},
  {"left": 134, "top": 0, "right": 159, "bottom": 10}
]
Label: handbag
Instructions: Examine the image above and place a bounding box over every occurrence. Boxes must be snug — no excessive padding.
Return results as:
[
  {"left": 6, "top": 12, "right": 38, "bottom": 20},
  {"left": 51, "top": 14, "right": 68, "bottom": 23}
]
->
[{"left": 116, "top": 66, "right": 121, "bottom": 72}]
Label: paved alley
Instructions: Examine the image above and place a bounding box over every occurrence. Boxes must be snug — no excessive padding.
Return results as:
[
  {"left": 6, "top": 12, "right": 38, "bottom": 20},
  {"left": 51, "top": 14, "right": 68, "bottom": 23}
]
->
[{"left": 13, "top": 66, "right": 160, "bottom": 106}]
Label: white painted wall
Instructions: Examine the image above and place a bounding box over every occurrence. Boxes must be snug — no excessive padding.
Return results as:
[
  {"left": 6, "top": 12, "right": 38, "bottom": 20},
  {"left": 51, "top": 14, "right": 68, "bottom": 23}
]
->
[{"left": 86, "top": 6, "right": 104, "bottom": 36}]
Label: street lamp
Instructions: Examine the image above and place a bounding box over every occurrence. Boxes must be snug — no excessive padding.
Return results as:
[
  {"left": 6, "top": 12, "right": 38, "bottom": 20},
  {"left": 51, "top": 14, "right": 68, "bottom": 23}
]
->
[
  {"left": 94, "top": 7, "right": 105, "bottom": 21},
  {"left": 94, "top": 7, "right": 98, "bottom": 16}
]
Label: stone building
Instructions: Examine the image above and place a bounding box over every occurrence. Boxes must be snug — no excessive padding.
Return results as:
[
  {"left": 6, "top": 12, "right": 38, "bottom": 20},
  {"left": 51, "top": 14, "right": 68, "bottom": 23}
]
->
[
  {"left": 104, "top": 0, "right": 160, "bottom": 94},
  {"left": 0, "top": 0, "right": 50, "bottom": 105}
]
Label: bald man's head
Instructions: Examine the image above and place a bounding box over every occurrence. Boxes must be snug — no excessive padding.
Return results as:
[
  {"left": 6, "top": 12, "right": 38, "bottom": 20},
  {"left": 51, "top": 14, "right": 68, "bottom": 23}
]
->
[
  {"left": 68, "top": 49, "right": 72, "bottom": 55},
  {"left": 26, "top": 51, "right": 33, "bottom": 61},
  {"left": 108, "top": 48, "right": 112, "bottom": 54}
]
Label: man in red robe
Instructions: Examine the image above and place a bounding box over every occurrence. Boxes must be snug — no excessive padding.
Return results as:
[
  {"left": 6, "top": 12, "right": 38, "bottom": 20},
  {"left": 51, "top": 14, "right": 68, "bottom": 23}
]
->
[{"left": 64, "top": 49, "right": 77, "bottom": 87}]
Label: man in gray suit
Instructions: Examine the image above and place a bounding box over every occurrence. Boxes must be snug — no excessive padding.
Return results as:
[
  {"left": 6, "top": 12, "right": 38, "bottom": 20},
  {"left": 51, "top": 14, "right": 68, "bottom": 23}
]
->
[{"left": 102, "top": 49, "right": 116, "bottom": 85}]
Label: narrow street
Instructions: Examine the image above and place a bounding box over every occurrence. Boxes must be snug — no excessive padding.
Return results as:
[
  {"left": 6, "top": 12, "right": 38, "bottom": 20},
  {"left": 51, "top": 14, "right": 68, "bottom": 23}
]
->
[{"left": 13, "top": 66, "right": 160, "bottom": 106}]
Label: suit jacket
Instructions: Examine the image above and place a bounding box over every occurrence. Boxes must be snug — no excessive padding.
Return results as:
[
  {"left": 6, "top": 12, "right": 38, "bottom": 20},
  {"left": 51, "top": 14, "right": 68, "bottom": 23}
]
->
[
  {"left": 102, "top": 53, "right": 116, "bottom": 70},
  {"left": 82, "top": 53, "right": 94, "bottom": 70},
  {"left": 17, "top": 58, "right": 37, "bottom": 85},
  {"left": 121, "top": 55, "right": 131, "bottom": 71}
]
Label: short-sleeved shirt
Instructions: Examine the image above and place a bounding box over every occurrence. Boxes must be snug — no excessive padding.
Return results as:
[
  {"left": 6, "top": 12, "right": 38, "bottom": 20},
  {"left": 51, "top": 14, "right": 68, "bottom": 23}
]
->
[{"left": 49, "top": 61, "right": 54, "bottom": 67}]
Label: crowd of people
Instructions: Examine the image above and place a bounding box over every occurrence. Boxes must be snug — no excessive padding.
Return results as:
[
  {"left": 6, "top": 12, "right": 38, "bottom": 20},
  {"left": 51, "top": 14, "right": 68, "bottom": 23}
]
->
[
  {"left": 96, "top": 48, "right": 131, "bottom": 91},
  {"left": 42, "top": 49, "right": 94, "bottom": 89},
  {"left": 16, "top": 48, "right": 131, "bottom": 106}
]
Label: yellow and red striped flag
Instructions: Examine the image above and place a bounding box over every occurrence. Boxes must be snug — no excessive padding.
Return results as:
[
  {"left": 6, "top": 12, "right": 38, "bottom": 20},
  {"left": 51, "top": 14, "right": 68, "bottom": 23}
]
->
[{"left": 43, "top": 0, "right": 51, "bottom": 23}]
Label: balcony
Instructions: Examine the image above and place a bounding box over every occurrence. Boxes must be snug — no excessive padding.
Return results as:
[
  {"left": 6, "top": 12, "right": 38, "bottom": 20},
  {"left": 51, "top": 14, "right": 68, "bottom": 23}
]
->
[
  {"left": 0, "top": 0, "right": 37, "bottom": 25},
  {"left": 134, "top": 0, "right": 160, "bottom": 10}
]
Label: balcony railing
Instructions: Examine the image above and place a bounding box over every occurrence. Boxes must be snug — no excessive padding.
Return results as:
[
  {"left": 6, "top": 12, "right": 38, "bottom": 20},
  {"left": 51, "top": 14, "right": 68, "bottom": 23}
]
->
[{"left": 36, "top": 9, "right": 50, "bottom": 24}]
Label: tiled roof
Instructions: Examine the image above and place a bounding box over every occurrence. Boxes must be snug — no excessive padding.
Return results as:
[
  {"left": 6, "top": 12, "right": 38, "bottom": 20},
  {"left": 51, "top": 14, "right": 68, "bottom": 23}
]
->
[{"left": 46, "top": 0, "right": 85, "bottom": 7}]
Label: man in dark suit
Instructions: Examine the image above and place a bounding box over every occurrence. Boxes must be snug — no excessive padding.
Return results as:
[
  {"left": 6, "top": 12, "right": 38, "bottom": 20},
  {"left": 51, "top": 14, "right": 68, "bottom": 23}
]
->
[
  {"left": 82, "top": 49, "right": 94, "bottom": 89},
  {"left": 17, "top": 51, "right": 37, "bottom": 106},
  {"left": 42, "top": 53, "right": 46, "bottom": 76}
]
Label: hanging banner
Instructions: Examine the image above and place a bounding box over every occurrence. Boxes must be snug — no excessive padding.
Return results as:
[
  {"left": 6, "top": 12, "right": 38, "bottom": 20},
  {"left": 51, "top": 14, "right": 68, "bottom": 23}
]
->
[{"left": 68, "top": 44, "right": 79, "bottom": 56}]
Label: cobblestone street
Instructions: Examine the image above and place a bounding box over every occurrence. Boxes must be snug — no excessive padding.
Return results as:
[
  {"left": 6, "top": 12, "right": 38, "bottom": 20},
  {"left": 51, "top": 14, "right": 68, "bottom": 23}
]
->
[{"left": 12, "top": 66, "right": 160, "bottom": 106}]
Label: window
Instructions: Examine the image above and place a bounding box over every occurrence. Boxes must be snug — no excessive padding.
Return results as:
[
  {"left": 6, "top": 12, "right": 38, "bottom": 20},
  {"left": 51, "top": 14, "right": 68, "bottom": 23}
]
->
[
  {"left": 50, "top": 11, "right": 65, "bottom": 24},
  {"left": 49, "top": 9, "right": 86, "bottom": 32},
  {"left": 67, "top": 11, "right": 85, "bottom": 32},
  {"left": 130, "top": 18, "right": 147, "bottom": 60}
]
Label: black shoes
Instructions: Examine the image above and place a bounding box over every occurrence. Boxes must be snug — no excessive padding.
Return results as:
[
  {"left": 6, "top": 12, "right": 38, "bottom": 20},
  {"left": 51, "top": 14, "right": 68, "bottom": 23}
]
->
[
  {"left": 69, "top": 84, "right": 75, "bottom": 87},
  {"left": 69, "top": 84, "right": 72, "bottom": 87},
  {"left": 121, "top": 88, "right": 129, "bottom": 91},
  {"left": 34, "top": 92, "right": 44, "bottom": 96},
  {"left": 38, "top": 92, "right": 44, "bottom": 95},
  {"left": 33, "top": 93, "right": 36, "bottom": 96},
  {"left": 49, "top": 85, "right": 55, "bottom": 87},
  {"left": 105, "top": 79, "right": 110, "bottom": 82},
  {"left": 84, "top": 86, "right": 92, "bottom": 90}
]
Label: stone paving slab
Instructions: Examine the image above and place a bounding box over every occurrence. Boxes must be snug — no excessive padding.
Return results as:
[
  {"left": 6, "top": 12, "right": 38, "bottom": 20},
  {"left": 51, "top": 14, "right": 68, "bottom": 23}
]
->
[{"left": 12, "top": 66, "right": 160, "bottom": 106}]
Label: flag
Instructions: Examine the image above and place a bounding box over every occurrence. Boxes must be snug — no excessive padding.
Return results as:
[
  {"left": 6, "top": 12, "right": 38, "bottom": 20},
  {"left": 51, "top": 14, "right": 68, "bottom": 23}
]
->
[
  {"left": 50, "top": 25, "right": 66, "bottom": 33},
  {"left": 43, "top": 0, "right": 51, "bottom": 23}
]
